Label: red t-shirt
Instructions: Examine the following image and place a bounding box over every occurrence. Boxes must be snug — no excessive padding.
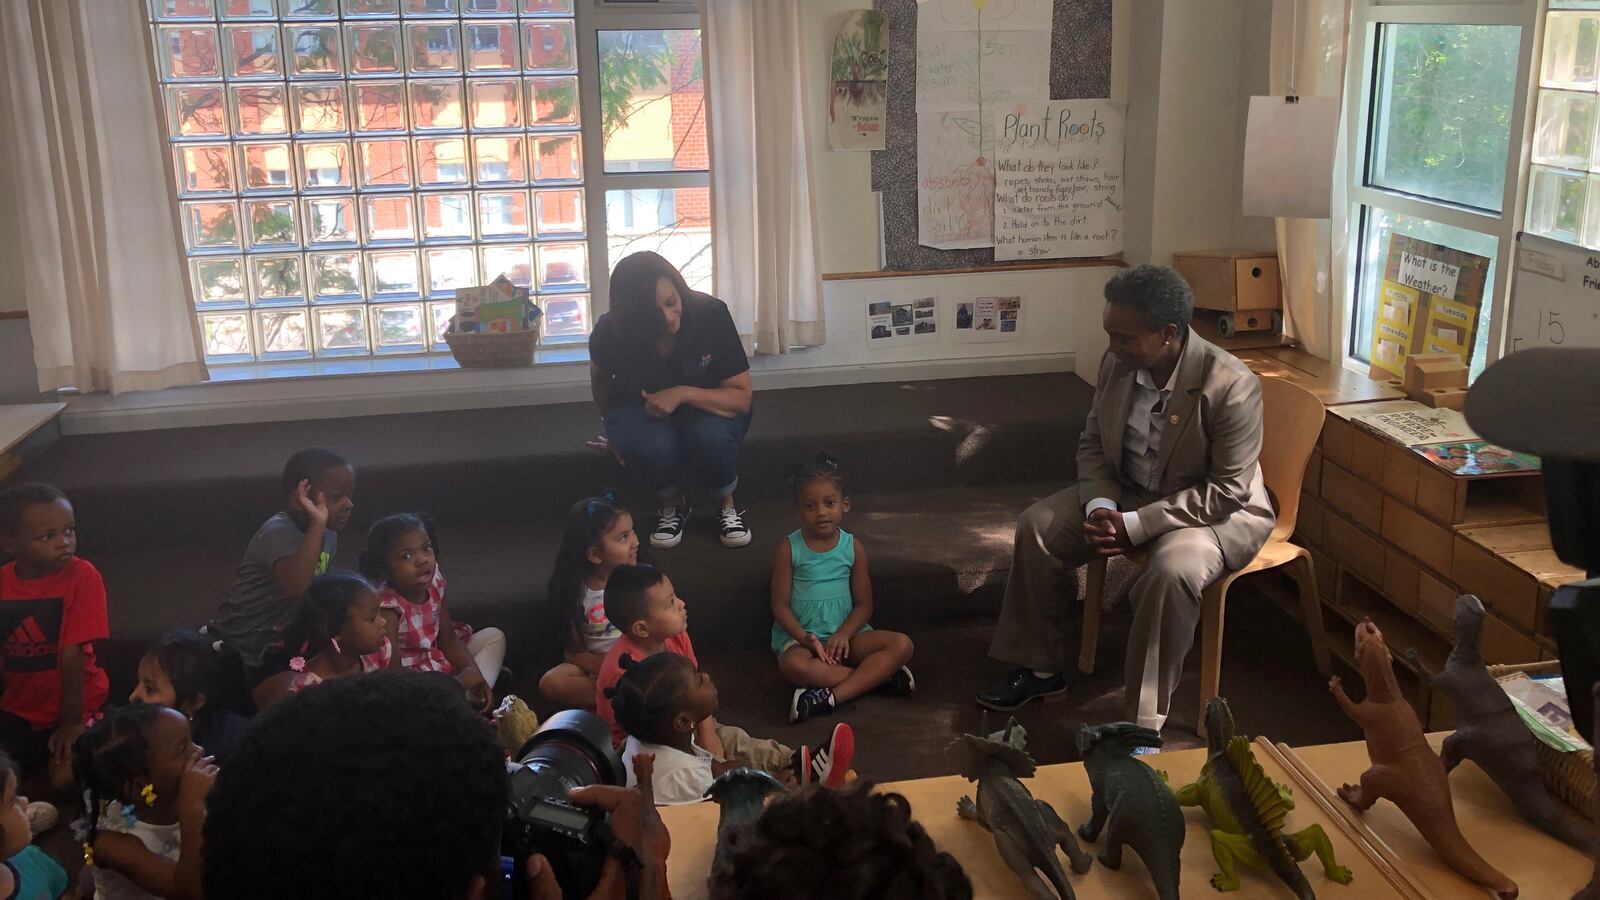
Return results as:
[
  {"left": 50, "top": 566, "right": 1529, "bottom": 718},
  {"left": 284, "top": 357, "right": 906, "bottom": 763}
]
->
[
  {"left": 595, "top": 631, "right": 697, "bottom": 748},
  {"left": 0, "top": 558, "right": 111, "bottom": 729}
]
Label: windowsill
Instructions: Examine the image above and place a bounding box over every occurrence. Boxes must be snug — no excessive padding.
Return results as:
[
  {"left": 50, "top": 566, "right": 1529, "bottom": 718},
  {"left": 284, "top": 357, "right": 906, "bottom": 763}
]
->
[{"left": 205, "top": 345, "right": 589, "bottom": 382}]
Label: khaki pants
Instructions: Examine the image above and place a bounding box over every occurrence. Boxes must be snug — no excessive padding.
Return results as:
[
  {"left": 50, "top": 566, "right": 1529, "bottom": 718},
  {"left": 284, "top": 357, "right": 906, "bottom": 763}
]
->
[
  {"left": 714, "top": 723, "right": 792, "bottom": 774},
  {"left": 987, "top": 484, "right": 1226, "bottom": 730}
]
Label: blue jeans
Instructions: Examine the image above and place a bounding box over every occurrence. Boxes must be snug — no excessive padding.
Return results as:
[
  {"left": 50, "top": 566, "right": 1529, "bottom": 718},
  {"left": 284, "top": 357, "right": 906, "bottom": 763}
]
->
[{"left": 603, "top": 403, "right": 752, "bottom": 500}]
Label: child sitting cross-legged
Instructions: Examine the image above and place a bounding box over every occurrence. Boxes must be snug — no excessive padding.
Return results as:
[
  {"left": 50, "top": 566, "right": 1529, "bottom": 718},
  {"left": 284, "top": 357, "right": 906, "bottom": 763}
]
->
[
  {"left": 609, "top": 652, "right": 854, "bottom": 806},
  {"left": 595, "top": 565, "right": 847, "bottom": 787},
  {"left": 73, "top": 703, "right": 218, "bottom": 900},
  {"left": 772, "top": 453, "right": 915, "bottom": 723},
  {"left": 358, "top": 514, "right": 506, "bottom": 716},
  {"left": 253, "top": 571, "right": 390, "bottom": 710}
]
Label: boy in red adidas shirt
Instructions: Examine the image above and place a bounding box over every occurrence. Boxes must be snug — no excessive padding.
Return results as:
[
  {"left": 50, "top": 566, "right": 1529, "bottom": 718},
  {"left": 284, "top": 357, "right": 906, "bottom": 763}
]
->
[{"left": 0, "top": 483, "right": 109, "bottom": 786}]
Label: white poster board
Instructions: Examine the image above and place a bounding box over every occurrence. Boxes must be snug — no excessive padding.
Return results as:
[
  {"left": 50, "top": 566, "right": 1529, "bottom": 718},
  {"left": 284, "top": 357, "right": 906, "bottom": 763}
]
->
[
  {"left": 1242, "top": 95, "right": 1339, "bottom": 219},
  {"left": 867, "top": 297, "right": 939, "bottom": 348},
  {"left": 1507, "top": 232, "right": 1600, "bottom": 354},
  {"left": 914, "top": 0, "right": 1052, "bottom": 250},
  {"left": 992, "top": 99, "right": 1125, "bottom": 260}
]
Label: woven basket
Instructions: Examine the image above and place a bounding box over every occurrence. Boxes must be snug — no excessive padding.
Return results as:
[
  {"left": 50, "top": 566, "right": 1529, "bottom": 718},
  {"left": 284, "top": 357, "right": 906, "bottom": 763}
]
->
[
  {"left": 1487, "top": 661, "right": 1597, "bottom": 821},
  {"left": 444, "top": 323, "right": 539, "bottom": 368}
]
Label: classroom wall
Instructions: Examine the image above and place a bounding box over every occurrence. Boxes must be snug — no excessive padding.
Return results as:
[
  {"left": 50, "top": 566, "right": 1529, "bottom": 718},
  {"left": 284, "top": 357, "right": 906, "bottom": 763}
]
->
[{"left": 2, "top": 3, "right": 1282, "bottom": 420}]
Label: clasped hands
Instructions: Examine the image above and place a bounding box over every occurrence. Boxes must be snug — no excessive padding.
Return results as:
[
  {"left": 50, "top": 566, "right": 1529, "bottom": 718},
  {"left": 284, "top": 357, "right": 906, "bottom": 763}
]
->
[{"left": 1084, "top": 508, "right": 1133, "bottom": 558}]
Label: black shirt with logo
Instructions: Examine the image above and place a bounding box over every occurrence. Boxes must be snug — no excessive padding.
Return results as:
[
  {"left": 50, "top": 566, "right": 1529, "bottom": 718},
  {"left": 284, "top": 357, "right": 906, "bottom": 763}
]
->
[{"left": 589, "top": 293, "right": 749, "bottom": 411}]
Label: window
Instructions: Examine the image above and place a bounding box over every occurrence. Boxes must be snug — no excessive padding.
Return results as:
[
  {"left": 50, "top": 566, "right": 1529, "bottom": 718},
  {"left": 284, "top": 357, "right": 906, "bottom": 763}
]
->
[
  {"left": 1527, "top": 5, "right": 1600, "bottom": 248},
  {"left": 1343, "top": 3, "right": 1535, "bottom": 379},
  {"left": 147, "top": 0, "right": 710, "bottom": 366}
]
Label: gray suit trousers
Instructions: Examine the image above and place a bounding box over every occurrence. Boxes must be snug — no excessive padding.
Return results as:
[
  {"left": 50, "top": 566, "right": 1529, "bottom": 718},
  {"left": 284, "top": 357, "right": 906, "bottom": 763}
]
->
[{"left": 987, "top": 483, "right": 1225, "bottom": 730}]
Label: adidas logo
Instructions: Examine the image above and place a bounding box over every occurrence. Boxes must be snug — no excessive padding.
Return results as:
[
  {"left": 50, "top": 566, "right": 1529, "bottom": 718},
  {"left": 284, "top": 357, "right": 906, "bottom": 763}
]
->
[{"left": 4, "top": 617, "right": 56, "bottom": 660}]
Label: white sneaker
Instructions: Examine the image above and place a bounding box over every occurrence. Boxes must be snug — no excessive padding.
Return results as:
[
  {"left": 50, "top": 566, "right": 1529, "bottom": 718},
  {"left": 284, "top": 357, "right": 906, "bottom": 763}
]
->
[
  {"left": 651, "top": 504, "right": 690, "bottom": 549},
  {"left": 717, "top": 507, "right": 751, "bottom": 548}
]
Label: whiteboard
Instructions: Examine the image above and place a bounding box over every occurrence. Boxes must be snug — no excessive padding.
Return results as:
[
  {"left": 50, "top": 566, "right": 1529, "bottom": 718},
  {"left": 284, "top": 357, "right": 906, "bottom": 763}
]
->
[{"left": 1508, "top": 232, "right": 1600, "bottom": 353}]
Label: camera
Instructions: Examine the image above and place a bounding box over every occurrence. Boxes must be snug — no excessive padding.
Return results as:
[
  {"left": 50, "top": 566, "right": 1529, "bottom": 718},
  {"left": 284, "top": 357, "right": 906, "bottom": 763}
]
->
[{"left": 503, "top": 710, "right": 626, "bottom": 900}]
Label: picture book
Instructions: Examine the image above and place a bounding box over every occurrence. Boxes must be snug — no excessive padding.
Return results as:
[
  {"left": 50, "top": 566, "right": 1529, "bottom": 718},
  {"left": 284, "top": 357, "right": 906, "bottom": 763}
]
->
[{"left": 1411, "top": 440, "right": 1541, "bottom": 477}]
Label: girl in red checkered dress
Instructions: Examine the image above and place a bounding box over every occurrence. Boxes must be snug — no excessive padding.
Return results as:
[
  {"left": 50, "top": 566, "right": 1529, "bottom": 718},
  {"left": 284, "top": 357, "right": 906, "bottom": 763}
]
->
[{"left": 358, "top": 514, "right": 506, "bottom": 715}]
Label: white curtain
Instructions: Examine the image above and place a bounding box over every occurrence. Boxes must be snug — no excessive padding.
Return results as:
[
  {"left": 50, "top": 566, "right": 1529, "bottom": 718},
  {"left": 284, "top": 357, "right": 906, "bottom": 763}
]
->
[
  {"left": 1270, "top": 0, "right": 1353, "bottom": 361},
  {"left": 703, "top": 0, "right": 826, "bottom": 353},
  {"left": 0, "top": 0, "right": 206, "bottom": 394}
]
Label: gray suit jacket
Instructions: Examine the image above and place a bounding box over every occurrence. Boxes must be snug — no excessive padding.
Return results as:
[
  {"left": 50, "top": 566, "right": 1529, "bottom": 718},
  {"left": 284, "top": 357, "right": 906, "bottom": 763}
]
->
[{"left": 1076, "top": 332, "right": 1275, "bottom": 569}]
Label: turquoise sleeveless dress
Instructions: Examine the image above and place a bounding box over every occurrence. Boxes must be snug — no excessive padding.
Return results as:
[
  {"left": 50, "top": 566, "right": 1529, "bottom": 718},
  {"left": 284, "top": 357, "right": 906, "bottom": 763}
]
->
[{"left": 770, "top": 528, "right": 872, "bottom": 655}]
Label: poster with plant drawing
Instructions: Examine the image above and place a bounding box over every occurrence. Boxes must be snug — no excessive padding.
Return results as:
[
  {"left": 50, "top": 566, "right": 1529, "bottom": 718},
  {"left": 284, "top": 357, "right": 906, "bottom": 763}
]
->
[
  {"left": 830, "top": 11, "right": 889, "bottom": 151},
  {"left": 914, "top": 0, "right": 1051, "bottom": 249}
]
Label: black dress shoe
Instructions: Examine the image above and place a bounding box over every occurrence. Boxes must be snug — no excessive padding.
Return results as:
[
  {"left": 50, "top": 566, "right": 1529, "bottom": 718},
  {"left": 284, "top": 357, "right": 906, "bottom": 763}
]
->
[{"left": 975, "top": 668, "right": 1069, "bottom": 711}]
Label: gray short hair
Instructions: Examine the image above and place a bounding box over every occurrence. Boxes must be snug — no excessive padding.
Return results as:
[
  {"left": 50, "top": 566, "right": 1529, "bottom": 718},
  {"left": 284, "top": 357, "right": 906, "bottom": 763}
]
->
[{"left": 1103, "top": 264, "right": 1194, "bottom": 333}]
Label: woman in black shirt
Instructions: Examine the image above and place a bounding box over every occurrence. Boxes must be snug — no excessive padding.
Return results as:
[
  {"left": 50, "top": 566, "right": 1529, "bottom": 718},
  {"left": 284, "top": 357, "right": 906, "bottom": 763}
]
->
[{"left": 588, "top": 252, "right": 753, "bottom": 549}]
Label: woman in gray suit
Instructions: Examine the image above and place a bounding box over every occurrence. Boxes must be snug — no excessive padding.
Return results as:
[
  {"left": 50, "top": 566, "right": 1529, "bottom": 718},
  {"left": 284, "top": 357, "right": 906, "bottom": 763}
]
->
[{"left": 978, "top": 265, "right": 1274, "bottom": 736}]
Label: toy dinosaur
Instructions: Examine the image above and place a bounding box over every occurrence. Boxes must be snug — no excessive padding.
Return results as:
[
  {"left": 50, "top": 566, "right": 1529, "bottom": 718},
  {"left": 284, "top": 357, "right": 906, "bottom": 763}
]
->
[
  {"left": 1075, "top": 722, "right": 1183, "bottom": 900},
  {"left": 1330, "top": 618, "right": 1518, "bottom": 899},
  {"left": 1174, "top": 696, "right": 1352, "bottom": 896},
  {"left": 1406, "top": 594, "right": 1595, "bottom": 853},
  {"left": 705, "top": 767, "right": 789, "bottom": 890},
  {"left": 951, "top": 714, "right": 1092, "bottom": 899}
]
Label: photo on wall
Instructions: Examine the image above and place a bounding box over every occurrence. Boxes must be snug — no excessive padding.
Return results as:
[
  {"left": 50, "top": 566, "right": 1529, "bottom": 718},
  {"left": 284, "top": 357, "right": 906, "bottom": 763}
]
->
[
  {"left": 954, "top": 294, "right": 1023, "bottom": 343},
  {"left": 867, "top": 296, "right": 938, "bottom": 348}
]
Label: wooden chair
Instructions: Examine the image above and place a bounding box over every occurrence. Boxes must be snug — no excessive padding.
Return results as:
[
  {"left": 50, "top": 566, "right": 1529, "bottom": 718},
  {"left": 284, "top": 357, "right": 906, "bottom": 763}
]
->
[{"left": 1076, "top": 375, "right": 1333, "bottom": 734}]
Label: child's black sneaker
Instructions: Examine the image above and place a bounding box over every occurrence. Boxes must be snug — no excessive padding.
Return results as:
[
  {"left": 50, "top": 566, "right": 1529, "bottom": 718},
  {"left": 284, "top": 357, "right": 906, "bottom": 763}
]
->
[
  {"left": 651, "top": 504, "right": 691, "bottom": 549},
  {"left": 873, "top": 665, "right": 916, "bottom": 697},
  {"left": 810, "top": 723, "right": 855, "bottom": 788},
  {"left": 717, "top": 507, "right": 751, "bottom": 548},
  {"left": 789, "top": 686, "right": 836, "bottom": 723}
]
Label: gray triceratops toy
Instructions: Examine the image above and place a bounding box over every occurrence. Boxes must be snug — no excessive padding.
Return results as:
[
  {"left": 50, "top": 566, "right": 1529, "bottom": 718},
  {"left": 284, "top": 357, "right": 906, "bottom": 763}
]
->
[{"left": 951, "top": 713, "right": 1092, "bottom": 899}]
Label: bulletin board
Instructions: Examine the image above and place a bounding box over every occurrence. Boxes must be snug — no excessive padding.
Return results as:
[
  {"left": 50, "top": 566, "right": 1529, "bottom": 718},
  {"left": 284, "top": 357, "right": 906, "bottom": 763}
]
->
[{"left": 869, "top": 0, "right": 1112, "bottom": 272}]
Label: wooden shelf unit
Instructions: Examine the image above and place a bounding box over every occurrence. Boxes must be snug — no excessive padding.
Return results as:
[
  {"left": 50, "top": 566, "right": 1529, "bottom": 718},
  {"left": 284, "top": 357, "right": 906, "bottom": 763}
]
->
[{"left": 1237, "top": 347, "right": 1576, "bottom": 728}]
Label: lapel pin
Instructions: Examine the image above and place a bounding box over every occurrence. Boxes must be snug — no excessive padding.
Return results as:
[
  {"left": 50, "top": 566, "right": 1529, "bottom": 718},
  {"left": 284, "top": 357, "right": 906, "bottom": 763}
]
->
[{"left": 1168, "top": 414, "right": 1179, "bottom": 425}]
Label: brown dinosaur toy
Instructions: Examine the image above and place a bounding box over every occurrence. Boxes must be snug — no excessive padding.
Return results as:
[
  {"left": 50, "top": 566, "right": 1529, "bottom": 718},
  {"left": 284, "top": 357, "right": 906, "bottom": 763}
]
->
[{"left": 1329, "top": 618, "right": 1518, "bottom": 900}]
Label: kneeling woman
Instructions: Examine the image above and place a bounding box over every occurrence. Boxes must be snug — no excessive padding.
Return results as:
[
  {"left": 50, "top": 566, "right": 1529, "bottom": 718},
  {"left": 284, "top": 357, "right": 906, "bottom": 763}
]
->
[{"left": 589, "top": 252, "right": 754, "bottom": 550}]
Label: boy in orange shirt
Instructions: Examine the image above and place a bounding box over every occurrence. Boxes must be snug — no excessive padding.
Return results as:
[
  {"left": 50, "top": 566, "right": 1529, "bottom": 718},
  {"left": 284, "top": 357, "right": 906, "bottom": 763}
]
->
[{"left": 594, "top": 565, "right": 852, "bottom": 788}]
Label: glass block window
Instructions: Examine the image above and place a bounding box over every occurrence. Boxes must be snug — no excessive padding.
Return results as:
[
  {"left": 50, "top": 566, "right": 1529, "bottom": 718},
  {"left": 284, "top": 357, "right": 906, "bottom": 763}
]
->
[
  {"left": 1528, "top": 6, "right": 1600, "bottom": 247},
  {"left": 148, "top": 0, "right": 591, "bottom": 364}
]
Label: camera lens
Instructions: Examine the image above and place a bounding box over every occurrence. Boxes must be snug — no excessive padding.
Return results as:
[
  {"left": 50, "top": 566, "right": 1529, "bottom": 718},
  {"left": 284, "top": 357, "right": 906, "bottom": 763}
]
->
[{"left": 513, "top": 709, "right": 624, "bottom": 790}]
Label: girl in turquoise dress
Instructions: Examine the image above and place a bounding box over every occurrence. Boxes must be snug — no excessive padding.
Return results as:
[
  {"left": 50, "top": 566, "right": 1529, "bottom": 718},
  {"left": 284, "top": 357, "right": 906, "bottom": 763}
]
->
[{"left": 771, "top": 453, "right": 916, "bottom": 723}]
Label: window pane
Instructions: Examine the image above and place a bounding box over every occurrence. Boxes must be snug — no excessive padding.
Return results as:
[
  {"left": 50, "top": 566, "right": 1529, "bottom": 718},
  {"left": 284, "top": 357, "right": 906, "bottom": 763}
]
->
[
  {"left": 168, "top": 85, "right": 229, "bottom": 138},
  {"left": 1366, "top": 24, "right": 1519, "bottom": 211},
  {"left": 534, "top": 187, "right": 583, "bottom": 236},
  {"left": 469, "top": 79, "right": 523, "bottom": 130},
  {"left": 304, "top": 196, "right": 358, "bottom": 245},
  {"left": 232, "top": 84, "right": 289, "bottom": 136},
  {"left": 1532, "top": 90, "right": 1599, "bottom": 171},
  {"left": 201, "top": 312, "right": 254, "bottom": 360},
  {"left": 1351, "top": 206, "right": 1496, "bottom": 379},
  {"left": 522, "top": 20, "right": 575, "bottom": 73},
  {"left": 527, "top": 75, "right": 578, "bottom": 128},
  {"left": 604, "top": 187, "right": 711, "bottom": 293},
  {"left": 1543, "top": 12, "right": 1600, "bottom": 90},
  {"left": 150, "top": 4, "right": 605, "bottom": 364},
  {"left": 310, "top": 251, "right": 364, "bottom": 300},
  {"left": 250, "top": 254, "right": 305, "bottom": 303},
  {"left": 1525, "top": 164, "right": 1600, "bottom": 247},
  {"left": 374, "top": 302, "right": 427, "bottom": 350},
  {"left": 192, "top": 257, "right": 246, "bottom": 305},
  {"left": 598, "top": 30, "right": 705, "bottom": 174},
  {"left": 256, "top": 308, "right": 312, "bottom": 358},
  {"left": 541, "top": 293, "right": 588, "bottom": 338},
  {"left": 293, "top": 84, "right": 347, "bottom": 134},
  {"left": 314, "top": 305, "right": 370, "bottom": 353}
]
